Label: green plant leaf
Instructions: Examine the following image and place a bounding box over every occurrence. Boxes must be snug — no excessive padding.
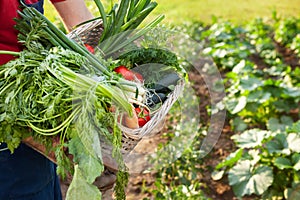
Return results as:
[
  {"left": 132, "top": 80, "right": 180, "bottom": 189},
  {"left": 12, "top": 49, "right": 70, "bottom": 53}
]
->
[
  {"left": 282, "top": 86, "right": 300, "bottom": 98},
  {"left": 266, "top": 133, "right": 290, "bottom": 155},
  {"left": 66, "top": 165, "right": 102, "bottom": 200},
  {"left": 232, "top": 117, "right": 248, "bottom": 132},
  {"left": 215, "top": 148, "right": 243, "bottom": 170},
  {"left": 68, "top": 136, "right": 104, "bottom": 184},
  {"left": 247, "top": 90, "right": 271, "bottom": 103},
  {"left": 231, "top": 129, "right": 271, "bottom": 148},
  {"left": 287, "top": 133, "right": 300, "bottom": 153},
  {"left": 274, "top": 157, "right": 293, "bottom": 169},
  {"left": 211, "top": 169, "right": 225, "bottom": 181},
  {"left": 267, "top": 118, "right": 283, "bottom": 131},
  {"left": 226, "top": 95, "right": 247, "bottom": 114},
  {"left": 228, "top": 160, "right": 273, "bottom": 197},
  {"left": 267, "top": 116, "right": 294, "bottom": 132},
  {"left": 287, "top": 120, "right": 300, "bottom": 133},
  {"left": 246, "top": 149, "right": 261, "bottom": 165},
  {"left": 292, "top": 153, "right": 300, "bottom": 170},
  {"left": 239, "top": 77, "right": 263, "bottom": 91}
]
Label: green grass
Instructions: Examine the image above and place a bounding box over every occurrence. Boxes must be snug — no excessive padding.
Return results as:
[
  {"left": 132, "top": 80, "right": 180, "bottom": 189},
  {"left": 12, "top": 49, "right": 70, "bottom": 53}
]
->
[
  {"left": 153, "top": 0, "right": 300, "bottom": 25},
  {"left": 44, "top": 0, "right": 300, "bottom": 26}
]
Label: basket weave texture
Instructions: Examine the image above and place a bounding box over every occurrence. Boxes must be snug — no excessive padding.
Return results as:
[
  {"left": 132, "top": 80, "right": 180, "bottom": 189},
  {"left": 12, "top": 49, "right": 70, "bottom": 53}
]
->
[{"left": 67, "top": 20, "right": 184, "bottom": 155}]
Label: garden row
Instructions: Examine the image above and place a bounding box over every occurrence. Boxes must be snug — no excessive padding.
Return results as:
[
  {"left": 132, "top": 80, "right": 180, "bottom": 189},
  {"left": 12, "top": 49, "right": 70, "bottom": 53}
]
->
[{"left": 138, "top": 15, "right": 300, "bottom": 199}]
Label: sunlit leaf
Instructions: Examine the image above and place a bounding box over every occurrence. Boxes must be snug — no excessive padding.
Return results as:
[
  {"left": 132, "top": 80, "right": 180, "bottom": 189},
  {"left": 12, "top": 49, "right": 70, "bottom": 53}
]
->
[
  {"left": 232, "top": 129, "right": 271, "bottom": 148},
  {"left": 287, "top": 133, "right": 300, "bottom": 153},
  {"left": 292, "top": 153, "right": 300, "bottom": 170},
  {"left": 274, "top": 157, "right": 293, "bottom": 169},
  {"left": 226, "top": 95, "right": 247, "bottom": 114},
  {"left": 266, "top": 133, "right": 290, "bottom": 155},
  {"left": 239, "top": 77, "right": 263, "bottom": 91},
  {"left": 282, "top": 87, "right": 300, "bottom": 98},
  {"left": 215, "top": 148, "right": 243, "bottom": 170},
  {"left": 232, "top": 59, "right": 245, "bottom": 73},
  {"left": 211, "top": 169, "right": 225, "bottom": 181},
  {"left": 287, "top": 120, "right": 300, "bottom": 133},
  {"left": 247, "top": 90, "right": 271, "bottom": 103},
  {"left": 228, "top": 160, "right": 273, "bottom": 197}
]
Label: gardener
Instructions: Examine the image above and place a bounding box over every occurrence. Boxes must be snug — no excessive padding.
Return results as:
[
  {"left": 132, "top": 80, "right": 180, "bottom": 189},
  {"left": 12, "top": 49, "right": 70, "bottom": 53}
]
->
[{"left": 0, "top": 0, "right": 117, "bottom": 199}]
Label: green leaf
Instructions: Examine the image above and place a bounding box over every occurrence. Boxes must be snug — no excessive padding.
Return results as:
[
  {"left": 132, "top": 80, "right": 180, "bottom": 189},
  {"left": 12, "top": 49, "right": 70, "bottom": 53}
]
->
[
  {"left": 274, "top": 157, "right": 293, "bottom": 169},
  {"left": 247, "top": 90, "right": 271, "bottom": 103},
  {"left": 266, "top": 133, "right": 290, "bottom": 155},
  {"left": 232, "top": 59, "right": 246, "bottom": 74},
  {"left": 232, "top": 117, "right": 248, "bottom": 132},
  {"left": 287, "top": 120, "right": 300, "bottom": 133},
  {"left": 267, "top": 116, "right": 293, "bottom": 132},
  {"left": 75, "top": 95, "right": 103, "bottom": 161},
  {"left": 226, "top": 95, "right": 247, "bottom": 114},
  {"left": 211, "top": 170, "right": 225, "bottom": 181},
  {"left": 287, "top": 133, "right": 300, "bottom": 153},
  {"left": 68, "top": 137, "right": 104, "bottom": 184},
  {"left": 66, "top": 165, "right": 102, "bottom": 200},
  {"left": 246, "top": 149, "right": 261, "bottom": 165},
  {"left": 269, "top": 119, "right": 281, "bottom": 132},
  {"left": 273, "top": 99, "right": 297, "bottom": 112},
  {"left": 231, "top": 129, "right": 271, "bottom": 148},
  {"left": 215, "top": 148, "right": 243, "bottom": 169},
  {"left": 0, "top": 113, "right": 6, "bottom": 122},
  {"left": 292, "top": 154, "right": 300, "bottom": 170},
  {"left": 283, "top": 86, "right": 300, "bottom": 98},
  {"left": 239, "top": 77, "right": 263, "bottom": 91},
  {"left": 228, "top": 160, "right": 273, "bottom": 197}
]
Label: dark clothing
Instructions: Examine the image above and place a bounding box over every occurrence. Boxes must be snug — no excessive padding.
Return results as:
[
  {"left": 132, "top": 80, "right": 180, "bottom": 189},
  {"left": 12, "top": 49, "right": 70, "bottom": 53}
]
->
[{"left": 0, "top": 143, "right": 62, "bottom": 200}]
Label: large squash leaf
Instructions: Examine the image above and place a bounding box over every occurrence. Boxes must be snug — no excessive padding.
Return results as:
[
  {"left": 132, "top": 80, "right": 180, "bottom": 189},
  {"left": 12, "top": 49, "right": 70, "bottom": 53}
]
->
[
  {"left": 231, "top": 129, "right": 271, "bottom": 148},
  {"left": 228, "top": 160, "right": 273, "bottom": 197}
]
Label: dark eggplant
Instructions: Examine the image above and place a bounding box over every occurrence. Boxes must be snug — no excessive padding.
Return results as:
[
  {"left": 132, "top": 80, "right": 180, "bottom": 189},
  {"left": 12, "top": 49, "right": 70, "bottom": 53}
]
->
[
  {"left": 147, "top": 92, "right": 167, "bottom": 108},
  {"left": 154, "top": 72, "right": 181, "bottom": 93},
  {"left": 152, "top": 92, "right": 167, "bottom": 104}
]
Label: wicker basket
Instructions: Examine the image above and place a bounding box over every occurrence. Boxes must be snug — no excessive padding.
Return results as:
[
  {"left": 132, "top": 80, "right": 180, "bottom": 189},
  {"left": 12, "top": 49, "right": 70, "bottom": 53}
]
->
[{"left": 67, "top": 20, "right": 184, "bottom": 156}]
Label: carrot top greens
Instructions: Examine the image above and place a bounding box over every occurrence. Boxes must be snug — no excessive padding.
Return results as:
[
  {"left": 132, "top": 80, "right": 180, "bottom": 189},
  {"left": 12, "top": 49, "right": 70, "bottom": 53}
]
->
[{"left": 0, "top": 0, "right": 165, "bottom": 199}]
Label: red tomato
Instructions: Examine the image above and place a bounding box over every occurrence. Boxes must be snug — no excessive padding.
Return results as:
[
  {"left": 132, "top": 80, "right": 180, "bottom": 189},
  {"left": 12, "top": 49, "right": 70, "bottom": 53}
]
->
[
  {"left": 135, "top": 107, "right": 151, "bottom": 127},
  {"left": 114, "top": 65, "right": 143, "bottom": 82},
  {"left": 84, "top": 44, "right": 95, "bottom": 54},
  {"left": 133, "top": 72, "right": 143, "bottom": 83}
]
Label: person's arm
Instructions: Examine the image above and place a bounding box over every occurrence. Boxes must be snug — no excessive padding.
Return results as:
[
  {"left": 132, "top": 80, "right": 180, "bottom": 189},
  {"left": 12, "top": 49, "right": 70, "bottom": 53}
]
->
[{"left": 51, "top": 0, "right": 94, "bottom": 32}]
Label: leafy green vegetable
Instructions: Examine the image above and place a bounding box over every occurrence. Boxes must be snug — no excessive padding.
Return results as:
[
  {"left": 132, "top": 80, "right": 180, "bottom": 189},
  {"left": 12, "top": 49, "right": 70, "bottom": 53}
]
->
[
  {"left": 0, "top": 0, "right": 166, "bottom": 198},
  {"left": 118, "top": 48, "right": 179, "bottom": 69},
  {"left": 66, "top": 165, "right": 103, "bottom": 200},
  {"left": 88, "top": 0, "right": 165, "bottom": 56}
]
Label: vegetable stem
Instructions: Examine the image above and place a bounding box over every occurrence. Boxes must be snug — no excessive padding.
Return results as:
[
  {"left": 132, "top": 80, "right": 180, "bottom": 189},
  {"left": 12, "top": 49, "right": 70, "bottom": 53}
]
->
[{"left": 0, "top": 50, "right": 20, "bottom": 56}]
